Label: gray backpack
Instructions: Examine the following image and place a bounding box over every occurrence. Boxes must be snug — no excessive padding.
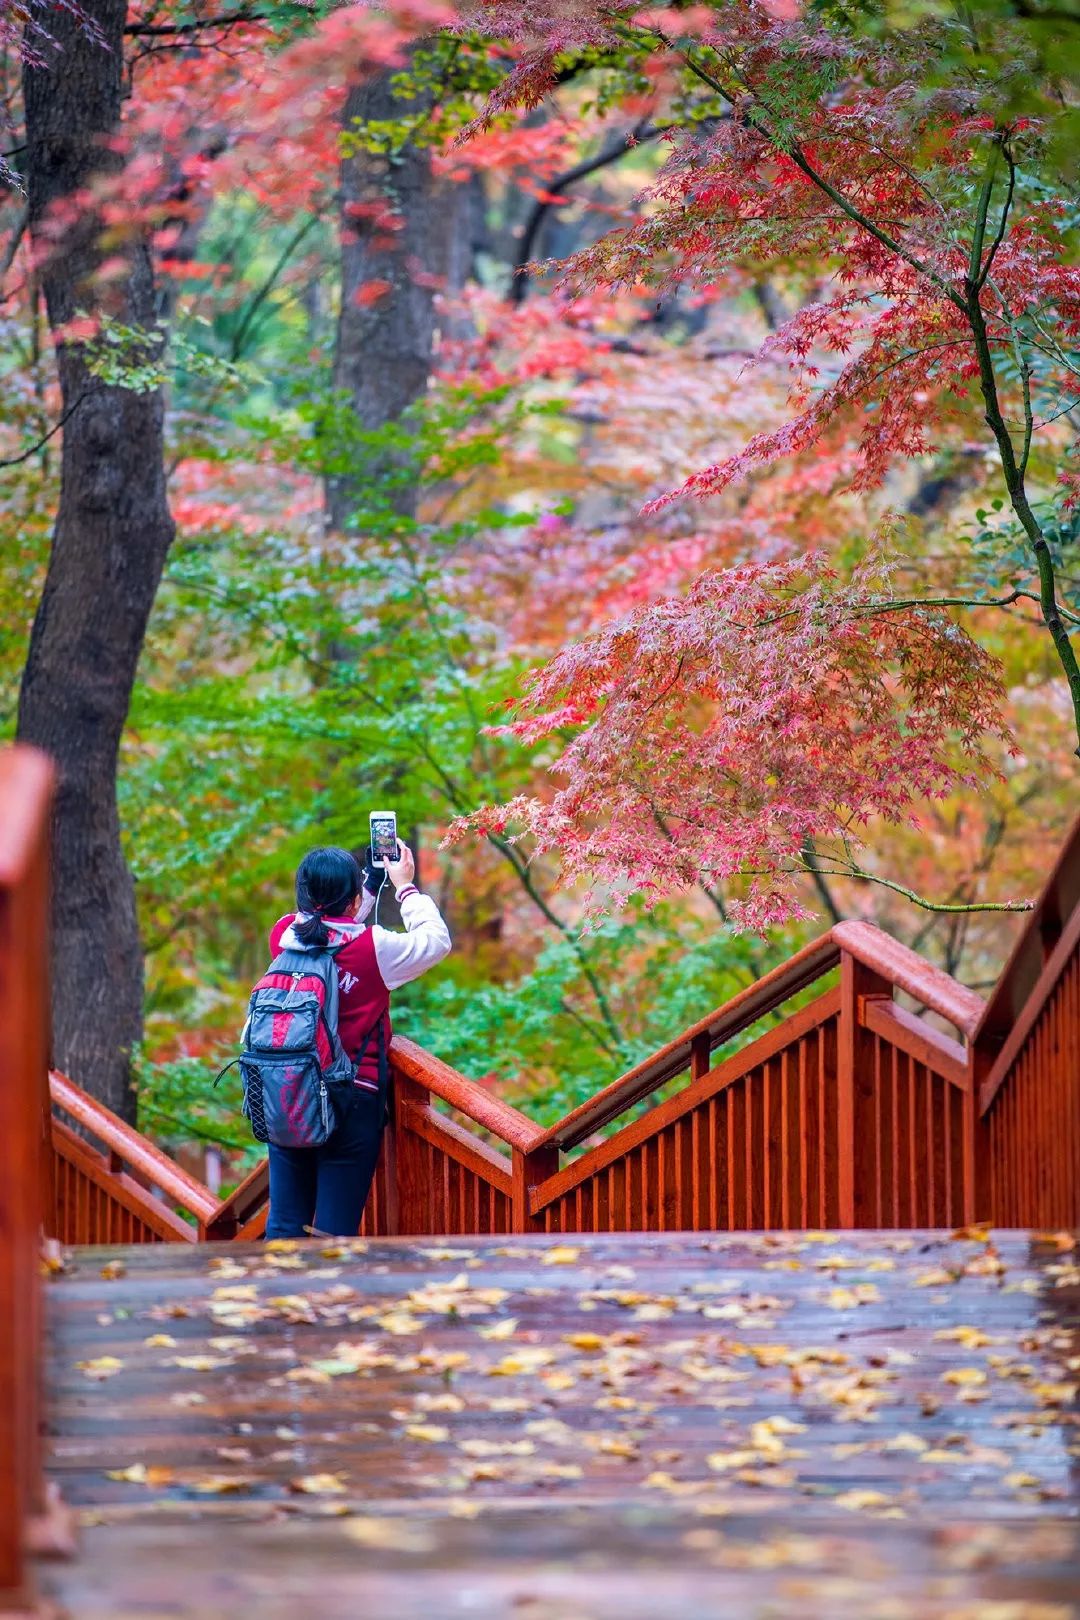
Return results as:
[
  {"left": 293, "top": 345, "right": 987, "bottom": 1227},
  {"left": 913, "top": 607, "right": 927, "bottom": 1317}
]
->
[{"left": 222, "top": 944, "right": 357, "bottom": 1148}]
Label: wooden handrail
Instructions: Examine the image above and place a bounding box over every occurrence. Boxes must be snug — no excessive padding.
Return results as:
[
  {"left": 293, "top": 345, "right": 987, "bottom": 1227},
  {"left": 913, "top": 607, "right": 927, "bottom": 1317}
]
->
[
  {"left": 831, "top": 920, "right": 985, "bottom": 1037},
  {"left": 534, "top": 933, "right": 842, "bottom": 1152},
  {"left": 202, "top": 1158, "right": 268, "bottom": 1240},
  {"left": 973, "top": 811, "right": 1080, "bottom": 1053},
  {"left": 389, "top": 1035, "right": 545, "bottom": 1154},
  {"left": 529, "top": 987, "right": 843, "bottom": 1214},
  {"left": 978, "top": 897, "right": 1080, "bottom": 1118},
  {"left": 49, "top": 1069, "right": 220, "bottom": 1228}
]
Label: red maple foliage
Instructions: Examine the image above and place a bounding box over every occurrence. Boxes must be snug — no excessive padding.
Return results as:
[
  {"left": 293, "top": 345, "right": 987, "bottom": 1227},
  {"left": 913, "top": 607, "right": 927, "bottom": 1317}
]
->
[{"left": 448, "top": 554, "right": 1011, "bottom": 928}]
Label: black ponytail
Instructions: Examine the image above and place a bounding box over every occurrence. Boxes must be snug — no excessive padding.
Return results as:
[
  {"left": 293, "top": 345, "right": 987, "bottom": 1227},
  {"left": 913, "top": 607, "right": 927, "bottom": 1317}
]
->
[{"left": 294, "top": 847, "right": 361, "bottom": 948}]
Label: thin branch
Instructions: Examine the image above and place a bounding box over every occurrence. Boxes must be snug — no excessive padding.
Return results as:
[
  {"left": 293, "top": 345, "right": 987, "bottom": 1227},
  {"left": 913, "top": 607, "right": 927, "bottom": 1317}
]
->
[
  {"left": 228, "top": 212, "right": 318, "bottom": 361},
  {"left": 976, "top": 148, "right": 1016, "bottom": 290},
  {"left": 795, "top": 855, "right": 1033, "bottom": 914},
  {"left": 511, "top": 120, "right": 673, "bottom": 304},
  {"left": 124, "top": 10, "right": 264, "bottom": 36},
  {"left": 0, "top": 386, "right": 102, "bottom": 468},
  {"left": 800, "top": 837, "right": 845, "bottom": 924}
]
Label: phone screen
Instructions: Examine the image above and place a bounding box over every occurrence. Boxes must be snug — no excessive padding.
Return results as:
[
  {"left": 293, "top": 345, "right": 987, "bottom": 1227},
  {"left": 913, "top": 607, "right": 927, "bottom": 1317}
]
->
[{"left": 370, "top": 813, "right": 398, "bottom": 862}]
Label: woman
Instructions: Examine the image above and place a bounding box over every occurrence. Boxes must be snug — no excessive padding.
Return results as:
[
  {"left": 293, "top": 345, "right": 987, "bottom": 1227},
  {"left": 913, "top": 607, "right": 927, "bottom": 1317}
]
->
[{"left": 264, "top": 842, "right": 450, "bottom": 1239}]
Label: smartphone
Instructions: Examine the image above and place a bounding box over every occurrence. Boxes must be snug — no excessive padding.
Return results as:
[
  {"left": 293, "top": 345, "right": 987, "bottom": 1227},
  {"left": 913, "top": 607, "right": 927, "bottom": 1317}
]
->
[{"left": 369, "top": 809, "right": 399, "bottom": 865}]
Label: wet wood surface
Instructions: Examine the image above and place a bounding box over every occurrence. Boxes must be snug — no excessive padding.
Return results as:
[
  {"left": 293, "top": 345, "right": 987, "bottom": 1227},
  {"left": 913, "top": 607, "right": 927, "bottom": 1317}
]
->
[{"left": 42, "top": 1228, "right": 1080, "bottom": 1617}]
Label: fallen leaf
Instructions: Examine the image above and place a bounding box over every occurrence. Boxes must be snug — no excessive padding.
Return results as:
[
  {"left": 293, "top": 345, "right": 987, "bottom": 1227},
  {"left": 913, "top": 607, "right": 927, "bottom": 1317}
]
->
[
  {"left": 76, "top": 1357, "right": 123, "bottom": 1380},
  {"left": 933, "top": 1325, "right": 995, "bottom": 1349},
  {"left": 541, "top": 1246, "right": 581, "bottom": 1266},
  {"left": 823, "top": 1284, "right": 881, "bottom": 1309},
  {"left": 707, "top": 1450, "right": 759, "bottom": 1473},
  {"left": 459, "top": 1438, "right": 535, "bottom": 1457},
  {"left": 477, "top": 1318, "right": 518, "bottom": 1341},
  {"left": 190, "top": 1476, "right": 254, "bottom": 1495},
  {"left": 375, "top": 1312, "right": 424, "bottom": 1335},
  {"left": 171, "top": 1355, "right": 233, "bottom": 1371},
  {"left": 105, "top": 1463, "right": 174, "bottom": 1486},
  {"left": 288, "top": 1473, "right": 348, "bottom": 1495},
  {"left": 342, "top": 1516, "right": 433, "bottom": 1550},
  {"left": 488, "top": 1347, "right": 555, "bottom": 1377},
  {"left": 404, "top": 1424, "right": 449, "bottom": 1443},
  {"left": 100, "top": 1260, "right": 126, "bottom": 1280},
  {"left": 942, "top": 1368, "right": 988, "bottom": 1386},
  {"left": 833, "top": 1490, "right": 894, "bottom": 1513}
]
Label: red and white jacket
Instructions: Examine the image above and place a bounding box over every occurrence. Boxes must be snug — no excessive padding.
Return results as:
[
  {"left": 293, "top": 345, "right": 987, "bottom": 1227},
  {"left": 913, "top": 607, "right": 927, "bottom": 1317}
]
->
[{"left": 268, "top": 886, "right": 451, "bottom": 1090}]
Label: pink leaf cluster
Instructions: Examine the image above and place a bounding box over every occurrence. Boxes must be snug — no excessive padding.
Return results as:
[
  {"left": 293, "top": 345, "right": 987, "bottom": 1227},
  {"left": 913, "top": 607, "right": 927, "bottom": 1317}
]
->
[{"left": 446, "top": 553, "right": 1011, "bottom": 928}]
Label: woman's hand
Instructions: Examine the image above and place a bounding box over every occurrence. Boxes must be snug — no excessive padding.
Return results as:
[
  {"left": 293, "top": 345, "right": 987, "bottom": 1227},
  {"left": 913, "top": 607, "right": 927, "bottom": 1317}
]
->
[{"left": 384, "top": 842, "right": 415, "bottom": 891}]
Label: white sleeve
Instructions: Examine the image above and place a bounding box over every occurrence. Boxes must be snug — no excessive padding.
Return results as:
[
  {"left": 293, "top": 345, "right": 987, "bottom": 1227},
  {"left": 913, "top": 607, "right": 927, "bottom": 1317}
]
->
[{"left": 371, "top": 890, "right": 452, "bottom": 991}]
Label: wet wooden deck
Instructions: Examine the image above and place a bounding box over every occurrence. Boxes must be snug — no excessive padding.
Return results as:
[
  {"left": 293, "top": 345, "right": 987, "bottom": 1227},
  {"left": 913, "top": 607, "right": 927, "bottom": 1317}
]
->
[{"left": 42, "top": 1229, "right": 1080, "bottom": 1617}]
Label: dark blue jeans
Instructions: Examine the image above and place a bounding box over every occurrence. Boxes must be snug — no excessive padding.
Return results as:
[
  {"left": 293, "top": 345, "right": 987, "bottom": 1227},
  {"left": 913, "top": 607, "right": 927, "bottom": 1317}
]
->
[{"left": 265, "top": 1085, "right": 383, "bottom": 1239}]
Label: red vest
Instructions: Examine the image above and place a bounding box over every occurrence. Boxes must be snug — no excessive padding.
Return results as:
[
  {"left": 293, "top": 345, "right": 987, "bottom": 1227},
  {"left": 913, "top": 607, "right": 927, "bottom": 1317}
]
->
[{"left": 269, "top": 916, "right": 391, "bottom": 1089}]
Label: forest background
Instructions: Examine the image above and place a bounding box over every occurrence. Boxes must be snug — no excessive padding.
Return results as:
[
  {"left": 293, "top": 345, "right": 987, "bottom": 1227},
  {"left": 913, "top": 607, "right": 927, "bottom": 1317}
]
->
[{"left": 1, "top": 0, "right": 1077, "bottom": 1180}]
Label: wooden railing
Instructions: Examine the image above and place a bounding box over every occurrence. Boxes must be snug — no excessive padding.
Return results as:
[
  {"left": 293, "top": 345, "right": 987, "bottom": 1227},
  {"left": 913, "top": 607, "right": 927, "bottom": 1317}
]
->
[
  {"left": 972, "top": 814, "right": 1080, "bottom": 1226},
  {"left": 0, "top": 747, "right": 64, "bottom": 1613},
  {"left": 35, "top": 812, "right": 1080, "bottom": 1243},
  {"left": 49, "top": 1070, "right": 222, "bottom": 1243},
  {"left": 41, "top": 916, "right": 985, "bottom": 1243}
]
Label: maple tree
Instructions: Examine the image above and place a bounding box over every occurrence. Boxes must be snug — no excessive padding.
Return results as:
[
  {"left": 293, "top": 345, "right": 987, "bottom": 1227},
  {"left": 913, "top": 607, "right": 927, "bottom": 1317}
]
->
[{"left": 442, "top": 0, "right": 1080, "bottom": 922}]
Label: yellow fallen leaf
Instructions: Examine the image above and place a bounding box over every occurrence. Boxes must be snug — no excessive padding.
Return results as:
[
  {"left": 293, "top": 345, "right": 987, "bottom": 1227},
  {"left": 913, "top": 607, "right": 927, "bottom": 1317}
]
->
[
  {"left": 171, "top": 1355, "right": 233, "bottom": 1371},
  {"left": 1032, "top": 1382, "right": 1078, "bottom": 1406},
  {"left": 191, "top": 1476, "right": 254, "bottom": 1495},
  {"left": 942, "top": 1367, "right": 987, "bottom": 1386},
  {"left": 342, "top": 1517, "right": 433, "bottom": 1552},
  {"left": 533, "top": 1461, "right": 584, "bottom": 1481},
  {"left": 375, "top": 1312, "right": 423, "bottom": 1335},
  {"left": 288, "top": 1473, "right": 348, "bottom": 1495},
  {"left": 76, "top": 1357, "right": 123, "bottom": 1380},
  {"left": 707, "top": 1450, "right": 758, "bottom": 1473},
  {"left": 415, "top": 1392, "right": 465, "bottom": 1414},
  {"left": 824, "top": 1284, "right": 881, "bottom": 1309},
  {"left": 913, "top": 1267, "right": 955, "bottom": 1287},
  {"left": 951, "top": 1223, "right": 992, "bottom": 1243},
  {"left": 459, "top": 1438, "right": 535, "bottom": 1457},
  {"left": 477, "top": 1318, "right": 518, "bottom": 1341},
  {"left": 752, "top": 1416, "right": 807, "bottom": 1439},
  {"left": 1033, "top": 1231, "right": 1076, "bottom": 1252},
  {"left": 539, "top": 1370, "right": 576, "bottom": 1391},
  {"left": 833, "top": 1490, "right": 894, "bottom": 1513},
  {"left": 963, "top": 1247, "right": 1005, "bottom": 1277},
  {"left": 264, "top": 1239, "right": 300, "bottom": 1252},
  {"left": 105, "top": 1464, "right": 174, "bottom": 1486},
  {"left": 143, "top": 1334, "right": 178, "bottom": 1349},
  {"left": 562, "top": 1332, "right": 606, "bottom": 1351},
  {"left": 596, "top": 1436, "right": 638, "bottom": 1459},
  {"left": 404, "top": 1424, "right": 449, "bottom": 1443},
  {"left": 489, "top": 1347, "right": 555, "bottom": 1376},
  {"left": 1004, "top": 1472, "right": 1042, "bottom": 1489},
  {"left": 541, "top": 1246, "right": 581, "bottom": 1266},
  {"left": 100, "top": 1260, "right": 126, "bottom": 1280},
  {"left": 883, "top": 1433, "right": 927, "bottom": 1454},
  {"left": 933, "top": 1325, "right": 994, "bottom": 1348}
]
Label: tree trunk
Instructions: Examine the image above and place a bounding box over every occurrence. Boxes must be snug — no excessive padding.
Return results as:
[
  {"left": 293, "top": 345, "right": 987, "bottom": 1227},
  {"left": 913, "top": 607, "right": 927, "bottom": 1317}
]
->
[
  {"left": 19, "top": 0, "right": 175, "bottom": 1119},
  {"left": 327, "top": 63, "right": 473, "bottom": 526}
]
